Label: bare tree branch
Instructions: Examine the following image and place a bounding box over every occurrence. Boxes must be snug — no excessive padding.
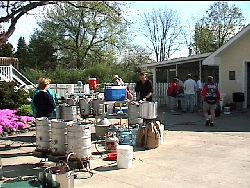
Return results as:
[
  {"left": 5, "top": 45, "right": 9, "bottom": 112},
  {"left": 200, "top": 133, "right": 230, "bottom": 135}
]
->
[
  {"left": 0, "top": 1, "right": 58, "bottom": 45},
  {"left": 0, "top": 1, "right": 122, "bottom": 46},
  {"left": 142, "top": 8, "right": 182, "bottom": 62}
]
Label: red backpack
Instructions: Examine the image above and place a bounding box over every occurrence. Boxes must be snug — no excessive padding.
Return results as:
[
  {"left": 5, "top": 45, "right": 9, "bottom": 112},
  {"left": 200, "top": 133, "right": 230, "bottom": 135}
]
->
[{"left": 167, "top": 83, "right": 175, "bottom": 96}]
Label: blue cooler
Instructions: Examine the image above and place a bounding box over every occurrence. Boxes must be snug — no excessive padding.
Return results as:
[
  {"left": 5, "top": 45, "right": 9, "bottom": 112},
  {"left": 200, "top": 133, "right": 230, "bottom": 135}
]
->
[{"left": 104, "top": 86, "right": 127, "bottom": 101}]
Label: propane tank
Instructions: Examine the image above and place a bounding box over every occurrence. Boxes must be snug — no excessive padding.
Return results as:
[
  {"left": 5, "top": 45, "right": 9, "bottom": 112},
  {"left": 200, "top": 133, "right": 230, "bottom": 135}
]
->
[{"left": 105, "top": 132, "right": 119, "bottom": 153}]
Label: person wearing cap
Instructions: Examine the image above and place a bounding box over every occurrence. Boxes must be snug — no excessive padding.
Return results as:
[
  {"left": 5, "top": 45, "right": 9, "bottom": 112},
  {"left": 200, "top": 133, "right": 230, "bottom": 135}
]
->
[
  {"left": 201, "top": 76, "right": 221, "bottom": 126},
  {"left": 183, "top": 74, "right": 196, "bottom": 112},
  {"left": 135, "top": 72, "right": 153, "bottom": 101},
  {"left": 113, "top": 75, "right": 124, "bottom": 86}
]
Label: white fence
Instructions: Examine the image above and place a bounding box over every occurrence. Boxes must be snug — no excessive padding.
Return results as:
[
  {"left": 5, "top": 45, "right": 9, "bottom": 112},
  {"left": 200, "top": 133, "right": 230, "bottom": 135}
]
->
[
  {"left": 49, "top": 82, "right": 199, "bottom": 107},
  {"left": 49, "top": 83, "right": 169, "bottom": 104},
  {"left": 154, "top": 83, "right": 169, "bottom": 104}
]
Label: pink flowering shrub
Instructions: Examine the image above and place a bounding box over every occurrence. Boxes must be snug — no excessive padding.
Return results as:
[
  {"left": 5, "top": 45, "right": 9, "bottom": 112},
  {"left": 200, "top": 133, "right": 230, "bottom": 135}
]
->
[{"left": 0, "top": 109, "right": 35, "bottom": 135}]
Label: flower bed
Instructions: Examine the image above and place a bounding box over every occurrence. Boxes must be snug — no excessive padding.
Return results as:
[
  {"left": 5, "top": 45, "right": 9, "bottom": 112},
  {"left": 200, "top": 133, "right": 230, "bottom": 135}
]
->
[{"left": 0, "top": 109, "right": 35, "bottom": 136}]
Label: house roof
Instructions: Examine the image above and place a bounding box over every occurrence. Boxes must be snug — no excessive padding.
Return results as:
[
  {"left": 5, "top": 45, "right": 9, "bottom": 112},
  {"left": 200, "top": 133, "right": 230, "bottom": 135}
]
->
[
  {"left": 140, "top": 52, "right": 212, "bottom": 69},
  {"left": 203, "top": 23, "right": 250, "bottom": 66}
]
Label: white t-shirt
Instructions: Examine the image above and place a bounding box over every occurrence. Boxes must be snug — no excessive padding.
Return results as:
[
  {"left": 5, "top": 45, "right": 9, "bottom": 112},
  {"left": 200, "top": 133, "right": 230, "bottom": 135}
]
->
[
  {"left": 196, "top": 80, "right": 202, "bottom": 90},
  {"left": 184, "top": 79, "right": 196, "bottom": 94}
]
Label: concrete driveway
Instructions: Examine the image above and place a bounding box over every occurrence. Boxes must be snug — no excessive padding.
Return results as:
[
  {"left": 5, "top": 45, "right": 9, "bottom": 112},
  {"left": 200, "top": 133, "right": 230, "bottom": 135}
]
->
[{"left": 1, "top": 108, "right": 250, "bottom": 188}]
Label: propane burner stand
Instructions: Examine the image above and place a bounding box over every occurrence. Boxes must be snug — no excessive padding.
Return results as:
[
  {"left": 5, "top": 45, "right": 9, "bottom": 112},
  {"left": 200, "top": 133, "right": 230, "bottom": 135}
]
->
[
  {"left": 67, "top": 157, "right": 91, "bottom": 172},
  {"left": 65, "top": 153, "right": 92, "bottom": 175}
]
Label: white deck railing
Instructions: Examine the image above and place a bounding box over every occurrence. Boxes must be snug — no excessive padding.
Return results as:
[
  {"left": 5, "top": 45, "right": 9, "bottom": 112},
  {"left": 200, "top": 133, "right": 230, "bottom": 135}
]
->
[{"left": 0, "top": 65, "right": 35, "bottom": 89}]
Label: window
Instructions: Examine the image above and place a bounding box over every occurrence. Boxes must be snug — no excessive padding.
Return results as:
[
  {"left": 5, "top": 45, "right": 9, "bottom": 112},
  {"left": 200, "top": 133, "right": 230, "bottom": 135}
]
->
[{"left": 229, "top": 71, "right": 235, "bottom": 80}]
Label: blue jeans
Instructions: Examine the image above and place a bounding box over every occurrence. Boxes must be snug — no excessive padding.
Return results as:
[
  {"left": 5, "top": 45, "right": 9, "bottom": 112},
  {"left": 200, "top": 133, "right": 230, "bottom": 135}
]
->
[
  {"left": 169, "top": 96, "right": 177, "bottom": 111},
  {"left": 184, "top": 94, "right": 195, "bottom": 112}
]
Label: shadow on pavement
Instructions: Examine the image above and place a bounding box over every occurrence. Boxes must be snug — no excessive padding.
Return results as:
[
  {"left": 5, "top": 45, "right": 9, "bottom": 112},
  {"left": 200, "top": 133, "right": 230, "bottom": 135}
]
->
[
  {"left": 93, "top": 163, "right": 119, "bottom": 172},
  {"left": 157, "top": 106, "right": 250, "bottom": 133},
  {"left": 0, "top": 151, "right": 34, "bottom": 158},
  {"left": 1, "top": 135, "right": 36, "bottom": 143},
  {"left": 2, "top": 163, "right": 43, "bottom": 179},
  {"left": 0, "top": 143, "right": 35, "bottom": 151}
]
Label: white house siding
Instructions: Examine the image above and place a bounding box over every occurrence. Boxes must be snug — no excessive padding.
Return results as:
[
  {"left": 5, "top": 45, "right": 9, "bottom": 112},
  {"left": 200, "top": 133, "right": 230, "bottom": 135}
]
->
[{"left": 219, "top": 32, "right": 250, "bottom": 104}]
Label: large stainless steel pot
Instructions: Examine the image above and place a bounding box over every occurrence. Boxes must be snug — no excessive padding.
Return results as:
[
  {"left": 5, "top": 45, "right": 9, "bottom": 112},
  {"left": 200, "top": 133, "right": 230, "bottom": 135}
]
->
[{"left": 139, "top": 101, "right": 158, "bottom": 119}]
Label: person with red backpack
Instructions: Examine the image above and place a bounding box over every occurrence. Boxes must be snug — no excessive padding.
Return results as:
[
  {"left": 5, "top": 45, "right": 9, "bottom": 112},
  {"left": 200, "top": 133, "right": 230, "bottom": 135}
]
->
[
  {"left": 201, "top": 76, "right": 221, "bottom": 126},
  {"left": 167, "top": 78, "right": 179, "bottom": 112}
]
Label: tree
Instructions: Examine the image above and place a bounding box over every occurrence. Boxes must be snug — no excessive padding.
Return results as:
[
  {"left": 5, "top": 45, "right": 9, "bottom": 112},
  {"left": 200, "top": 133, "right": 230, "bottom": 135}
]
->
[
  {"left": 38, "top": 1, "right": 127, "bottom": 69},
  {"left": 193, "top": 1, "right": 245, "bottom": 53},
  {"left": 0, "top": 42, "right": 15, "bottom": 57},
  {"left": 15, "top": 37, "right": 30, "bottom": 69},
  {"left": 121, "top": 45, "right": 155, "bottom": 70},
  {"left": 0, "top": 1, "right": 122, "bottom": 46},
  {"left": 193, "top": 19, "right": 217, "bottom": 54},
  {"left": 141, "top": 8, "right": 182, "bottom": 62},
  {"left": 28, "top": 30, "right": 57, "bottom": 70}
]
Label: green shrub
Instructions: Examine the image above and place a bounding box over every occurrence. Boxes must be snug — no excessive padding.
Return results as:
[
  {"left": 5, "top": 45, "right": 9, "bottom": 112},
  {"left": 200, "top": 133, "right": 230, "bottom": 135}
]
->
[
  {"left": 51, "top": 66, "right": 87, "bottom": 84},
  {"left": 21, "top": 68, "right": 48, "bottom": 84},
  {"left": 21, "top": 62, "right": 139, "bottom": 86},
  {"left": 0, "top": 81, "right": 30, "bottom": 109},
  {"left": 16, "top": 104, "right": 33, "bottom": 116}
]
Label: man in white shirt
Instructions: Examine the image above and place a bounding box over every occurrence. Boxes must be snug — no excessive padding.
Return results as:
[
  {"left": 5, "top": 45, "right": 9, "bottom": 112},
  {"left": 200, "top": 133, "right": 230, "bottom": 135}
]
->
[
  {"left": 194, "top": 75, "right": 203, "bottom": 111},
  {"left": 183, "top": 74, "right": 196, "bottom": 112}
]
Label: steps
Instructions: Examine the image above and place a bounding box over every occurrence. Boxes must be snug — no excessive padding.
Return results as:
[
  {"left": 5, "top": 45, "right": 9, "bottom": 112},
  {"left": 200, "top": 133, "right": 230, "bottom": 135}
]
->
[{"left": 0, "top": 64, "right": 35, "bottom": 90}]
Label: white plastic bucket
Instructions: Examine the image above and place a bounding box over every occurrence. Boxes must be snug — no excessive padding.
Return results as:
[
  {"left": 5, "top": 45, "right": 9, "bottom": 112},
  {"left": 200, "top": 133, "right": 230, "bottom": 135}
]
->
[
  {"left": 117, "top": 145, "right": 133, "bottom": 169},
  {"left": 224, "top": 107, "right": 231, "bottom": 114}
]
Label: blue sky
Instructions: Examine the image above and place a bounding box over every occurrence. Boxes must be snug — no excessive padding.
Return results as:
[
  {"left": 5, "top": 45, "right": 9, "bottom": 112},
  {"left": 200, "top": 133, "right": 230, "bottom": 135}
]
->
[
  {"left": 123, "top": 1, "right": 250, "bottom": 58},
  {"left": 5, "top": 1, "right": 250, "bottom": 59}
]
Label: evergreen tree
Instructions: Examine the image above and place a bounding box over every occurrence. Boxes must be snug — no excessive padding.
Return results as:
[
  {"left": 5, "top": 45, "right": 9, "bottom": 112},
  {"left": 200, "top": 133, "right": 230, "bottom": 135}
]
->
[
  {"left": 0, "top": 42, "right": 15, "bottom": 57},
  {"left": 15, "top": 37, "right": 30, "bottom": 69},
  {"left": 28, "top": 31, "right": 57, "bottom": 70}
]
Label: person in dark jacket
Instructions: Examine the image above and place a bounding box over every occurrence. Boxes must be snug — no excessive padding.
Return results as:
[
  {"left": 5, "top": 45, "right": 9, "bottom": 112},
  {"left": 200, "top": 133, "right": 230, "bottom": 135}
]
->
[
  {"left": 135, "top": 72, "right": 153, "bottom": 102},
  {"left": 31, "top": 87, "right": 56, "bottom": 117},
  {"left": 33, "top": 77, "right": 56, "bottom": 118}
]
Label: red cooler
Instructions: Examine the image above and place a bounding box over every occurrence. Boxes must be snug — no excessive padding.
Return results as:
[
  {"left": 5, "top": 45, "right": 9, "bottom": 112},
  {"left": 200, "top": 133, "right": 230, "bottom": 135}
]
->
[{"left": 88, "top": 78, "right": 98, "bottom": 90}]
